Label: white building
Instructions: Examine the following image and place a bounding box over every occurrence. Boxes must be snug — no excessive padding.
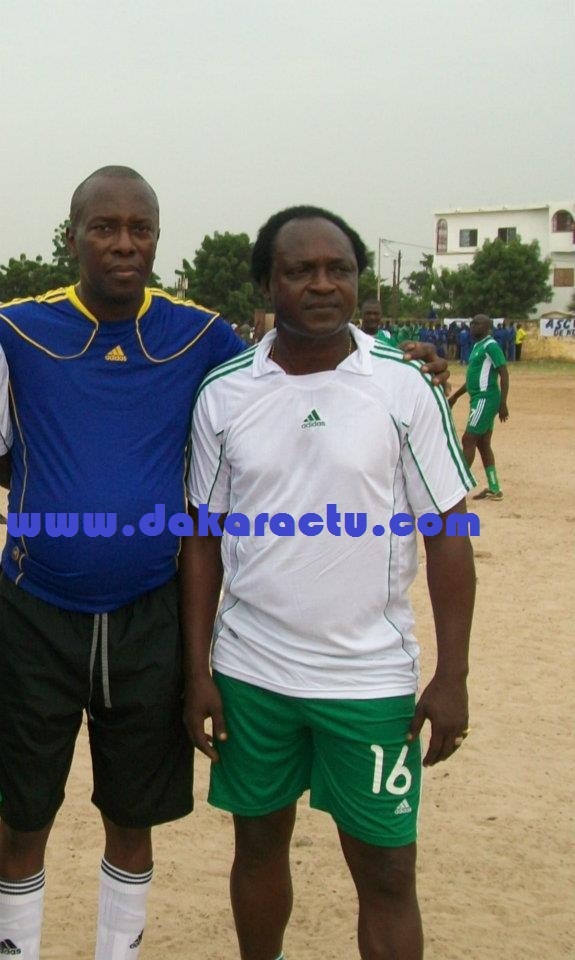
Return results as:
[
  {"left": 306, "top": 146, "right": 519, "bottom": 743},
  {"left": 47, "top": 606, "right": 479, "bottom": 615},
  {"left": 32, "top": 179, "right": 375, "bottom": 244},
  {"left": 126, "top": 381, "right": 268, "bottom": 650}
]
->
[{"left": 433, "top": 202, "right": 574, "bottom": 315}]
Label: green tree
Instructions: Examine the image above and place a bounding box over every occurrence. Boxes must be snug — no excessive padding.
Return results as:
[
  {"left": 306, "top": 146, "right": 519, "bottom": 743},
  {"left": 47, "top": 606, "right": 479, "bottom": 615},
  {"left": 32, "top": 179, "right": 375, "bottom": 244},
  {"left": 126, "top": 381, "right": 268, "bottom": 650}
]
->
[
  {"left": 51, "top": 221, "right": 74, "bottom": 273},
  {"left": 0, "top": 254, "right": 54, "bottom": 302},
  {"left": 355, "top": 270, "right": 393, "bottom": 318},
  {"left": 0, "top": 223, "right": 80, "bottom": 301},
  {"left": 406, "top": 254, "right": 436, "bottom": 314},
  {"left": 428, "top": 266, "right": 471, "bottom": 317},
  {"left": 180, "top": 232, "right": 265, "bottom": 324},
  {"left": 444, "top": 238, "right": 552, "bottom": 318},
  {"left": 45, "top": 220, "right": 79, "bottom": 289},
  {"left": 357, "top": 266, "right": 378, "bottom": 306},
  {"left": 356, "top": 249, "right": 394, "bottom": 317}
]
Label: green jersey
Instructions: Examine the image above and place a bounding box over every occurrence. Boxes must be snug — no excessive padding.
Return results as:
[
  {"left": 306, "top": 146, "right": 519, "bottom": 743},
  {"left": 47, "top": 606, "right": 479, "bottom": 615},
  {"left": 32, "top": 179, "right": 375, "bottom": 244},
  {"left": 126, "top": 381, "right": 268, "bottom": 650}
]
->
[
  {"left": 466, "top": 335, "right": 506, "bottom": 396},
  {"left": 395, "top": 324, "right": 410, "bottom": 342},
  {"left": 375, "top": 329, "right": 399, "bottom": 347}
]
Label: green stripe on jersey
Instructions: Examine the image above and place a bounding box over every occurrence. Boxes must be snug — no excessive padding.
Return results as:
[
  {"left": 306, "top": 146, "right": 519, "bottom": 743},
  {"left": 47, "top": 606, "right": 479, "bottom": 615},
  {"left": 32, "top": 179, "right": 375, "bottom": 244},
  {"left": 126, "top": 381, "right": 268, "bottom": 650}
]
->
[
  {"left": 405, "top": 437, "right": 441, "bottom": 513},
  {"left": 207, "top": 445, "right": 225, "bottom": 507},
  {"left": 466, "top": 336, "right": 506, "bottom": 395},
  {"left": 371, "top": 342, "right": 404, "bottom": 357},
  {"left": 195, "top": 347, "right": 256, "bottom": 399},
  {"left": 370, "top": 350, "right": 474, "bottom": 489},
  {"left": 382, "top": 437, "right": 414, "bottom": 668}
]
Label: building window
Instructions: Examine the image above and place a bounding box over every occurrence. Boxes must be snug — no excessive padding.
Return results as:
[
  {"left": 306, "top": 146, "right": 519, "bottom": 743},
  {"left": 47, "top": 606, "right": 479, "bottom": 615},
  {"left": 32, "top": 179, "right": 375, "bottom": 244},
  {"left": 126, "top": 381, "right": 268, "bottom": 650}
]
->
[
  {"left": 459, "top": 229, "right": 478, "bottom": 248},
  {"left": 553, "top": 268, "right": 574, "bottom": 287},
  {"left": 436, "top": 219, "right": 447, "bottom": 253},
  {"left": 498, "top": 227, "right": 517, "bottom": 243},
  {"left": 552, "top": 210, "right": 574, "bottom": 232}
]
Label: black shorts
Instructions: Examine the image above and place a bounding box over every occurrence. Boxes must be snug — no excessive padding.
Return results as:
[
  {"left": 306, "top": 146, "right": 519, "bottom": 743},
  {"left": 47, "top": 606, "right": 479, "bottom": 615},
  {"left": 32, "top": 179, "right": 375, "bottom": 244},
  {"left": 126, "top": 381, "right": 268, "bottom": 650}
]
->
[{"left": 0, "top": 574, "right": 193, "bottom": 832}]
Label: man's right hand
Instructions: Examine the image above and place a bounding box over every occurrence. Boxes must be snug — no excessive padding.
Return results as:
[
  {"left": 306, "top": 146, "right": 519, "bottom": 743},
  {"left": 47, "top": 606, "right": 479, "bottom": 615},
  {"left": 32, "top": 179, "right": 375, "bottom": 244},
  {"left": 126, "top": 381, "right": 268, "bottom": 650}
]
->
[
  {"left": 400, "top": 341, "right": 450, "bottom": 392},
  {"left": 184, "top": 675, "right": 228, "bottom": 762}
]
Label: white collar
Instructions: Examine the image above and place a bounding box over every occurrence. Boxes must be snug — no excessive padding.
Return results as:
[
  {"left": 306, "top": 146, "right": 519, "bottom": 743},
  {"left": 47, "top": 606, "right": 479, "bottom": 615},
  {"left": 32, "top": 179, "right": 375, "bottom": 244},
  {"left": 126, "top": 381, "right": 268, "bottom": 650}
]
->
[{"left": 252, "top": 324, "right": 374, "bottom": 379}]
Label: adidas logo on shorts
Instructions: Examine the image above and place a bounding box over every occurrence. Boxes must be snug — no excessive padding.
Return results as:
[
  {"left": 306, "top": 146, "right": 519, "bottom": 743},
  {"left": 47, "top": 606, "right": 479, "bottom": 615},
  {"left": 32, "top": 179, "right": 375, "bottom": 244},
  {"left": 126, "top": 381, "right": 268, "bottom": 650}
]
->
[
  {"left": 0, "top": 941, "right": 22, "bottom": 955},
  {"left": 394, "top": 799, "right": 412, "bottom": 816}
]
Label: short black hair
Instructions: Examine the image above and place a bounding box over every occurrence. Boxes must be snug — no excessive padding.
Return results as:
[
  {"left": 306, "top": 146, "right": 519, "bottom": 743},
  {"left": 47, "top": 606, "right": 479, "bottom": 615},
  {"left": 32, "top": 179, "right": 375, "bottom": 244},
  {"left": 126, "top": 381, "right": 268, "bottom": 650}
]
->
[
  {"left": 361, "top": 298, "right": 381, "bottom": 312},
  {"left": 69, "top": 166, "right": 158, "bottom": 226},
  {"left": 252, "top": 205, "right": 368, "bottom": 284}
]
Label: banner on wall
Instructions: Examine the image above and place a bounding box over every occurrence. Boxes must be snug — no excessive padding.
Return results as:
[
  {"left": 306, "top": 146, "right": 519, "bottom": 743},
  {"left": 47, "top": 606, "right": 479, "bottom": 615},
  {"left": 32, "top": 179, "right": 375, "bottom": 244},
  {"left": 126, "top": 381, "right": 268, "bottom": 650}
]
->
[{"left": 539, "top": 317, "right": 575, "bottom": 337}]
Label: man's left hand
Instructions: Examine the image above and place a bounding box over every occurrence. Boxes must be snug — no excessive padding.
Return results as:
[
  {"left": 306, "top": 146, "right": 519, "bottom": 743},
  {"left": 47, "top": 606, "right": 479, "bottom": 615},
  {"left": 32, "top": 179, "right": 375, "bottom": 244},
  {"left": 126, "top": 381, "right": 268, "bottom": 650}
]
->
[
  {"left": 406, "top": 674, "right": 469, "bottom": 766},
  {"left": 400, "top": 341, "right": 451, "bottom": 393}
]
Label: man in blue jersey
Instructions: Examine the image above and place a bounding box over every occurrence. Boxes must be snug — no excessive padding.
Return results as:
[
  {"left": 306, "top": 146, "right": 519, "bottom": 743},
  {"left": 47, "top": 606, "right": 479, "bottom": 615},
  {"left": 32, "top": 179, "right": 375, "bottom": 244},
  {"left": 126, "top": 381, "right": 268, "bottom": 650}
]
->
[
  {"left": 458, "top": 322, "right": 473, "bottom": 364},
  {"left": 0, "top": 169, "right": 450, "bottom": 960},
  {"left": 505, "top": 319, "right": 516, "bottom": 361},
  {"left": 0, "top": 166, "right": 246, "bottom": 960}
]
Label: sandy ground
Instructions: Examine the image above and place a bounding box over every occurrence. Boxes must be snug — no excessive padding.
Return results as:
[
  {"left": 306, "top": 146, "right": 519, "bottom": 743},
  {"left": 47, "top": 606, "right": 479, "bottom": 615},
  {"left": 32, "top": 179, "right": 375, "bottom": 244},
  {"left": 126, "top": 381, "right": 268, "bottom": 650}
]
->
[{"left": 1, "top": 363, "right": 573, "bottom": 959}]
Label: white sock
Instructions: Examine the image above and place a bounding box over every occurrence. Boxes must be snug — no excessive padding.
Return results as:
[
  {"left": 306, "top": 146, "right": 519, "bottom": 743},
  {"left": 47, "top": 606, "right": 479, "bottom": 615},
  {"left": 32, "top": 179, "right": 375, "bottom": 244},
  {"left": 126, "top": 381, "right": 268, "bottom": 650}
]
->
[
  {"left": 95, "top": 858, "right": 153, "bottom": 960},
  {"left": 0, "top": 869, "right": 45, "bottom": 960}
]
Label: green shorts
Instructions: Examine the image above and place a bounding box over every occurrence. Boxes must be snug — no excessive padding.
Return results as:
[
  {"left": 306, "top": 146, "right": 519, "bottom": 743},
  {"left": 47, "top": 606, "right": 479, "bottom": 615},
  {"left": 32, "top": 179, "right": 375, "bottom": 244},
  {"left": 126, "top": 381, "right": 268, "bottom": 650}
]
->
[
  {"left": 466, "top": 392, "right": 500, "bottom": 435},
  {"left": 0, "top": 573, "right": 193, "bottom": 832},
  {"left": 210, "top": 673, "right": 422, "bottom": 848}
]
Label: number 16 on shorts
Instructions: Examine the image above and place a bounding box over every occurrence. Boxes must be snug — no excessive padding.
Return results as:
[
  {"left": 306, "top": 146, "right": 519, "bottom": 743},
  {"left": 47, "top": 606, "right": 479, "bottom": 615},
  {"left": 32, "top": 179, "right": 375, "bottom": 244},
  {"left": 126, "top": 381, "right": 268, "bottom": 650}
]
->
[
  {"left": 371, "top": 744, "right": 413, "bottom": 795},
  {"left": 360, "top": 740, "right": 421, "bottom": 846}
]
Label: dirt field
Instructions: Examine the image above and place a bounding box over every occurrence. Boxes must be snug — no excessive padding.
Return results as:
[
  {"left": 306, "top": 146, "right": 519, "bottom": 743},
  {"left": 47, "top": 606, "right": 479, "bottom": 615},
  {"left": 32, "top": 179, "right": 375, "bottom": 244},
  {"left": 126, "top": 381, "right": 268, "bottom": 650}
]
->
[{"left": 1, "top": 362, "right": 573, "bottom": 959}]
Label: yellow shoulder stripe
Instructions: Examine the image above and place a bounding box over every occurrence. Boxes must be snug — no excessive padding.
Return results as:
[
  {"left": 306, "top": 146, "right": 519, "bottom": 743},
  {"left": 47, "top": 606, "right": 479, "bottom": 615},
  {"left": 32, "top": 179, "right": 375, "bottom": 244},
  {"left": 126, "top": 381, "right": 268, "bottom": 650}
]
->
[{"left": 150, "top": 288, "right": 218, "bottom": 318}]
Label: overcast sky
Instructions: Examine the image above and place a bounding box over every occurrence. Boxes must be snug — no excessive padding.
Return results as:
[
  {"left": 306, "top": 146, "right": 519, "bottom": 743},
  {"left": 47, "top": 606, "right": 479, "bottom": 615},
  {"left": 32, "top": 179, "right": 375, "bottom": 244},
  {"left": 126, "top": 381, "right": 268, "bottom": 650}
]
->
[{"left": 1, "top": 0, "right": 573, "bottom": 284}]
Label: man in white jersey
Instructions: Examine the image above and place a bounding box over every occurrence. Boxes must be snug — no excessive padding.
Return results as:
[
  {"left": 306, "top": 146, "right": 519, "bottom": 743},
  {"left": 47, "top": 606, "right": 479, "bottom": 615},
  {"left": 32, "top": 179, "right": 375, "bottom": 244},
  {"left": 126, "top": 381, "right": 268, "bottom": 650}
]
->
[{"left": 181, "top": 206, "right": 476, "bottom": 960}]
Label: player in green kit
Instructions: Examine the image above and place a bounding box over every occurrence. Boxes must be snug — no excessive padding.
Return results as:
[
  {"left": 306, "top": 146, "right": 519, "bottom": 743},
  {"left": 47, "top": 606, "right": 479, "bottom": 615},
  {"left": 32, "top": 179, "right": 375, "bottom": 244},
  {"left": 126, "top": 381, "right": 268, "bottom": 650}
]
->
[
  {"left": 360, "top": 299, "right": 395, "bottom": 343},
  {"left": 449, "top": 314, "right": 509, "bottom": 500}
]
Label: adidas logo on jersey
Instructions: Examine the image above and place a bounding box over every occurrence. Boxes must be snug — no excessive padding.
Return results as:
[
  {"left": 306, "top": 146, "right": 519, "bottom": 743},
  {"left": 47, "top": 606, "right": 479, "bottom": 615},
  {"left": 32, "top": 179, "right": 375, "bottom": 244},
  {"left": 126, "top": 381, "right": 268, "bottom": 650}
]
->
[
  {"left": 105, "top": 345, "right": 127, "bottom": 362},
  {"left": 394, "top": 799, "right": 412, "bottom": 816},
  {"left": 301, "top": 409, "right": 325, "bottom": 429},
  {"left": 0, "top": 941, "right": 22, "bottom": 955},
  {"left": 130, "top": 930, "right": 144, "bottom": 949}
]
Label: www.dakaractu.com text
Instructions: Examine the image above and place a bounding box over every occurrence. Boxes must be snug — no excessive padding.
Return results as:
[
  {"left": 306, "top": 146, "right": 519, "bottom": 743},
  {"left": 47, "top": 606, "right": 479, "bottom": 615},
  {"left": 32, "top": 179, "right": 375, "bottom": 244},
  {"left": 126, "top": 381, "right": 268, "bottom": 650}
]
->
[{"left": 6, "top": 503, "right": 480, "bottom": 539}]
